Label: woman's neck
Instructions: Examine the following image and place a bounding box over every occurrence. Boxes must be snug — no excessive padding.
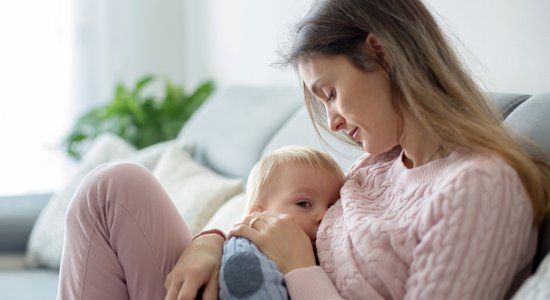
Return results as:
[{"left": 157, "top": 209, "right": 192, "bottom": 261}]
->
[{"left": 400, "top": 114, "right": 446, "bottom": 168}]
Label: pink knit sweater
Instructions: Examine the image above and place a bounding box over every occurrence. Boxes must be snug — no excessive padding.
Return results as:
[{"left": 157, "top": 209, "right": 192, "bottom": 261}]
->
[{"left": 284, "top": 148, "right": 537, "bottom": 299}]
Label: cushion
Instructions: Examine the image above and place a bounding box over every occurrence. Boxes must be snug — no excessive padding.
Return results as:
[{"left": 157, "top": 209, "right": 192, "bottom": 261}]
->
[
  {"left": 203, "top": 193, "right": 248, "bottom": 233},
  {"left": 262, "top": 107, "right": 362, "bottom": 172},
  {"left": 152, "top": 144, "right": 243, "bottom": 234},
  {"left": 127, "top": 139, "right": 175, "bottom": 170},
  {"left": 512, "top": 253, "right": 550, "bottom": 299},
  {"left": 177, "top": 86, "right": 302, "bottom": 179},
  {"left": 25, "top": 134, "right": 171, "bottom": 269},
  {"left": 0, "top": 269, "right": 59, "bottom": 300},
  {"left": 504, "top": 93, "right": 550, "bottom": 155}
]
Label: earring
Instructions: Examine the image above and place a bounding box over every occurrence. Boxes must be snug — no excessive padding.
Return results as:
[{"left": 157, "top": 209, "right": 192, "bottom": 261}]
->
[{"left": 385, "top": 72, "right": 390, "bottom": 80}]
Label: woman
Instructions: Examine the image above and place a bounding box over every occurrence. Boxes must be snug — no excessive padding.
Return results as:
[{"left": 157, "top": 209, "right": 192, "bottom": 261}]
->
[
  {"left": 171, "top": 0, "right": 550, "bottom": 299},
  {"left": 58, "top": 0, "right": 550, "bottom": 299}
]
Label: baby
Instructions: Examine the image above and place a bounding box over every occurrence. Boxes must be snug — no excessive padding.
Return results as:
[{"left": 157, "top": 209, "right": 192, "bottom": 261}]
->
[{"left": 219, "top": 145, "right": 345, "bottom": 299}]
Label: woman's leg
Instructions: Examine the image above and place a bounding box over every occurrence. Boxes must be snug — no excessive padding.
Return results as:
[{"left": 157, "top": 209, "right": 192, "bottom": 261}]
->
[{"left": 58, "top": 162, "right": 193, "bottom": 300}]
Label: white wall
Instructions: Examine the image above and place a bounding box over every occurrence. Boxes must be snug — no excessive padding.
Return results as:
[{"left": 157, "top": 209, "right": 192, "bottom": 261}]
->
[
  {"left": 75, "top": 0, "right": 188, "bottom": 111},
  {"left": 0, "top": 0, "right": 75, "bottom": 195},
  {"left": 181, "top": 0, "right": 311, "bottom": 89},
  {"left": 425, "top": 0, "right": 550, "bottom": 94},
  {"left": 183, "top": 0, "right": 550, "bottom": 94},
  {"left": 75, "top": 0, "right": 309, "bottom": 110},
  {"left": 80, "top": 0, "right": 550, "bottom": 107}
]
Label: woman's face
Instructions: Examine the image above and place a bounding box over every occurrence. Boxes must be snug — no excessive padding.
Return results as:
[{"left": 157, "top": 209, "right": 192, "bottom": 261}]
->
[{"left": 298, "top": 55, "right": 401, "bottom": 154}]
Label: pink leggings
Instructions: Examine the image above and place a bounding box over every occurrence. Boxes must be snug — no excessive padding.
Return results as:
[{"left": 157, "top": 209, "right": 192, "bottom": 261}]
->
[{"left": 57, "top": 162, "right": 193, "bottom": 300}]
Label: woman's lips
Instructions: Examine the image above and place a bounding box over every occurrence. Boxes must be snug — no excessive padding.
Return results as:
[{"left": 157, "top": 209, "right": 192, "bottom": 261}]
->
[{"left": 348, "top": 127, "right": 359, "bottom": 141}]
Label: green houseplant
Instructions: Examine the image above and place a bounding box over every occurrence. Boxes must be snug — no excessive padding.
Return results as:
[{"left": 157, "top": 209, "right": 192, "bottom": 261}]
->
[{"left": 64, "top": 75, "right": 215, "bottom": 160}]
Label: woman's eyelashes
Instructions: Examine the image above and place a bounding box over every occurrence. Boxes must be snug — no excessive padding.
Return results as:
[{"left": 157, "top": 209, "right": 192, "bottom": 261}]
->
[
  {"left": 314, "top": 87, "right": 334, "bottom": 103},
  {"left": 326, "top": 90, "right": 335, "bottom": 102}
]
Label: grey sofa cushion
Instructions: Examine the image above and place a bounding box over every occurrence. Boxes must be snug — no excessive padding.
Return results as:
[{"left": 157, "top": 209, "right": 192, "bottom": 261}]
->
[
  {"left": 490, "top": 92, "right": 530, "bottom": 118},
  {"left": 262, "top": 107, "right": 363, "bottom": 172},
  {"left": 177, "top": 86, "right": 302, "bottom": 179},
  {"left": 512, "top": 253, "right": 550, "bottom": 300},
  {"left": 0, "top": 269, "right": 58, "bottom": 300},
  {"left": 493, "top": 92, "right": 550, "bottom": 270},
  {"left": 503, "top": 93, "right": 550, "bottom": 155},
  {"left": 0, "top": 193, "right": 51, "bottom": 253}
]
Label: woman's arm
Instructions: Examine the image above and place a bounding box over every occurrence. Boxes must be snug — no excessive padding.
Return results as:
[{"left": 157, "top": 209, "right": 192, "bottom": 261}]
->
[
  {"left": 405, "top": 159, "right": 535, "bottom": 300},
  {"left": 230, "top": 211, "right": 316, "bottom": 273},
  {"left": 284, "top": 266, "right": 343, "bottom": 299},
  {"left": 165, "top": 233, "right": 225, "bottom": 300}
]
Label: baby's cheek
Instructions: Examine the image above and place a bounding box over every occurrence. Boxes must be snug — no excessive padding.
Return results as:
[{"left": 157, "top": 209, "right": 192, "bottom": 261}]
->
[
  {"left": 297, "top": 222, "right": 309, "bottom": 237},
  {"left": 307, "top": 226, "right": 317, "bottom": 241}
]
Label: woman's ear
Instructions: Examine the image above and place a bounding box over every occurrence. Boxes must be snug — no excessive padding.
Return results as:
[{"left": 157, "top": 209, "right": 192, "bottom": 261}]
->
[{"left": 365, "top": 33, "right": 391, "bottom": 66}]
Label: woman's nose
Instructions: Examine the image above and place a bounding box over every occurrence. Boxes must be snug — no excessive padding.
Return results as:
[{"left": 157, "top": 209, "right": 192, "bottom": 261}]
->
[{"left": 327, "top": 106, "right": 344, "bottom": 132}]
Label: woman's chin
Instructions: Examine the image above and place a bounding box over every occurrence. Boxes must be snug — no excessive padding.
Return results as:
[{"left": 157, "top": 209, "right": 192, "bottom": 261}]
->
[{"left": 363, "top": 143, "right": 399, "bottom": 155}]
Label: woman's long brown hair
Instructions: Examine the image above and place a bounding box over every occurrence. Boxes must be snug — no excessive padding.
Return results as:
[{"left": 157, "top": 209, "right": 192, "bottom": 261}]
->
[{"left": 280, "top": 0, "right": 550, "bottom": 225}]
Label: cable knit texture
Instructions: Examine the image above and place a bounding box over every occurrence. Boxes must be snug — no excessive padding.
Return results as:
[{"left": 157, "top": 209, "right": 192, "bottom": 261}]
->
[{"left": 284, "top": 148, "right": 536, "bottom": 300}]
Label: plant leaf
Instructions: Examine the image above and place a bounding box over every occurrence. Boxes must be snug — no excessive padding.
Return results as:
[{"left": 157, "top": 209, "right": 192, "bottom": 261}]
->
[{"left": 62, "top": 75, "right": 214, "bottom": 159}]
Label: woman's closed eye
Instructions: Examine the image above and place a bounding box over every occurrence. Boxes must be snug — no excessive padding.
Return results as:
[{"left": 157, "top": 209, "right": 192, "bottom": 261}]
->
[
  {"left": 326, "top": 90, "right": 336, "bottom": 102},
  {"left": 322, "top": 89, "right": 335, "bottom": 102}
]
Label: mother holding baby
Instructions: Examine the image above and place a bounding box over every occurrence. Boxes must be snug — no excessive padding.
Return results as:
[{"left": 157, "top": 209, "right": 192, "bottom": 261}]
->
[{"left": 58, "top": 0, "right": 550, "bottom": 299}]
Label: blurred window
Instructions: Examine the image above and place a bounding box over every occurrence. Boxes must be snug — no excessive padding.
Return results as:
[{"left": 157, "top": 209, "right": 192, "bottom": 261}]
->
[{"left": 0, "top": 0, "right": 74, "bottom": 195}]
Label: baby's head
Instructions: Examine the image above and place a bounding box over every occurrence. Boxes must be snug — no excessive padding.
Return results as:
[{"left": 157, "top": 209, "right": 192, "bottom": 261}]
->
[{"left": 245, "top": 145, "right": 345, "bottom": 241}]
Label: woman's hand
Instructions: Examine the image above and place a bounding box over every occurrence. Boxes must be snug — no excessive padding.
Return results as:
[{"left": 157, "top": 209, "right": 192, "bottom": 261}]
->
[
  {"left": 165, "top": 233, "right": 225, "bottom": 300},
  {"left": 229, "top": 211, "right": 316, "bottom": 274}
]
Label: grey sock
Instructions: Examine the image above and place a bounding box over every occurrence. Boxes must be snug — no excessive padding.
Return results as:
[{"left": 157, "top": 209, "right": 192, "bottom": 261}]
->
[{"left": 223, "top": 252, "right": 265, "bottom": 298}]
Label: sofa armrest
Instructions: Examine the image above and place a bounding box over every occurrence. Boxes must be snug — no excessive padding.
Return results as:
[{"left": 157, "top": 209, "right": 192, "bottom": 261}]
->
[{"left": 0, "top": 193, "right": 52, "bottom": 254}]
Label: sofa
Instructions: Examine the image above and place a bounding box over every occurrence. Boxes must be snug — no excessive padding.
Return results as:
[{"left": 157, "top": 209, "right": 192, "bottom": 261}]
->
[{"left": 0, "top": 86, "right": 549, "bottom": 299}]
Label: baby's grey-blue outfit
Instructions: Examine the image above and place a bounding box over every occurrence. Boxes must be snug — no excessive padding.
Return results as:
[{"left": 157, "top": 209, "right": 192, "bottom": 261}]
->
[{"left": 219, "top": 237, "right": 289, "bottom": 299}]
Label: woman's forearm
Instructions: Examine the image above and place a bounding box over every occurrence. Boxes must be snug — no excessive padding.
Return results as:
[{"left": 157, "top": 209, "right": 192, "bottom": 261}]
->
[
  {"left": 284, "top": 266, "right": 343, "bottom": 300},
  {"left": 165, "top": 232, "right": 225, "bottom": 300}
]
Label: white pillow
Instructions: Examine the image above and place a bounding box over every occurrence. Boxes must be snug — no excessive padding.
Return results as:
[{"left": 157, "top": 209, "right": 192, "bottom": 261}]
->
[
  {"left": 153, "top": 144, "right": 243, "bottom": 234},
  {"left": 25, "top": 133, "right": 135, "bottom": 268},
  {"left": 203, "top": 193, "right": 248, "bottom": 233},
  {"left": 512, "top": 254, "right": 550, "bottom": 300},
  {"left": 25, "top": 134, "right": 173, "bottom": 269},
  {"left": 125, "top": 139, "right": 174, "bottom": 170}
]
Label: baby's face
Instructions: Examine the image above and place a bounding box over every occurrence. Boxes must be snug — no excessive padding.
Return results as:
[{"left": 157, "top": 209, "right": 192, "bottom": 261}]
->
[{"left": 256, "top": 163, "right": 342, "bottom": 241}]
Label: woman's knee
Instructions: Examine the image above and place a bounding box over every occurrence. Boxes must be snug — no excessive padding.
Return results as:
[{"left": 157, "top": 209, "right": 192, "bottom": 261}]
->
[
  {"left": 83, "top": 162, "right": 155, "bottom": 193},
  {"left": 89, "top": 162, "right": 152, "bottom": 184},
  {"left": 68, "top": 162, "right": 157, "bottom": 216}
]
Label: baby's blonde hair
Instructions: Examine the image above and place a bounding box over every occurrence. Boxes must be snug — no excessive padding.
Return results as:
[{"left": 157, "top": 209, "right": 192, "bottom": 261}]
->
[{"left": 245, "top": 145, "right": 345, "bottom": 214}]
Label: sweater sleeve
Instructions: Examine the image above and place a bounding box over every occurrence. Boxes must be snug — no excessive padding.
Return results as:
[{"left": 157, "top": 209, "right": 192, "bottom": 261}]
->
[
  {"left": 405, "top": 159, "right": 534, "bottom": 300},
  {"left": 284, "top": 266, "right": 343, "bottom": 299}
]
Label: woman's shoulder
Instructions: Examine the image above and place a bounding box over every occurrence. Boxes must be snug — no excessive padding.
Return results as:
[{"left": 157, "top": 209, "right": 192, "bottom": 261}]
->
[
  {"left": 345, "top": 147, "right": 523, "bottom": 189},
  {"left": 426, "top": 150, "right": 532, "bottom": 231},
  {"left": 446, "top": 149, "right": 519, "bottom": 178},
  {"left": 435, "top": 149, "right": 525, "bottom": 195}
]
